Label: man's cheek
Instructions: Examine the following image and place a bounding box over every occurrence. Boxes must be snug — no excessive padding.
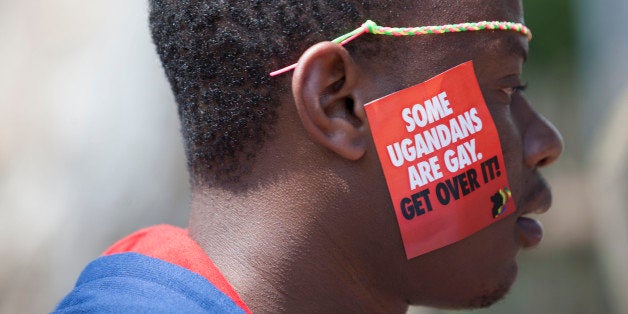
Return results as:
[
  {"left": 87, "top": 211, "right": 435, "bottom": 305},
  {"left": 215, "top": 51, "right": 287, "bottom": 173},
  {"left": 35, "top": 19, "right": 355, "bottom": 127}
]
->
[{"left": 491, "top": 110, "right": 524, "bottom": 210}]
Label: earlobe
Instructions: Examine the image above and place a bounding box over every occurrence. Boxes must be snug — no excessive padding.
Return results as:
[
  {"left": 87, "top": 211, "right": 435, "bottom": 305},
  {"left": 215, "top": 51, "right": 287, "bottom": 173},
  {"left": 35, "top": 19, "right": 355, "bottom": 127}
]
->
[{"left": 292, "top": 42, "right": 368, "bottom": 160}]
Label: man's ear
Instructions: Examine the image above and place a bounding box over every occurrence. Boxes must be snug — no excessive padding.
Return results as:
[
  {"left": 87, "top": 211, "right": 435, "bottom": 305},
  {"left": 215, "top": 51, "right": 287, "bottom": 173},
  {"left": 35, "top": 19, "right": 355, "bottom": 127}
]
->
[{"left": 292, "top": 42, "right": 368, "bottom": 160}]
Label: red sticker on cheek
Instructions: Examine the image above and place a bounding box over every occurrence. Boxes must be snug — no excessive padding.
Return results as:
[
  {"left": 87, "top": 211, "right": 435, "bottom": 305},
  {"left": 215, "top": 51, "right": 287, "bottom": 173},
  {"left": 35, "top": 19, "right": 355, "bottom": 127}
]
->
[{"left": 365, "top": 61, "right": 516, "bottom": 259}]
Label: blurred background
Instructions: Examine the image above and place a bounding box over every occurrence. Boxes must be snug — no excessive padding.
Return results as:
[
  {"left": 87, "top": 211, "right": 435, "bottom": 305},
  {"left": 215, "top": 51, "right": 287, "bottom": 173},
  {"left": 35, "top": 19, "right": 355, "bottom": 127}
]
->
[{"left": 0, "top": 1, "right": 626, "bottom": 313}]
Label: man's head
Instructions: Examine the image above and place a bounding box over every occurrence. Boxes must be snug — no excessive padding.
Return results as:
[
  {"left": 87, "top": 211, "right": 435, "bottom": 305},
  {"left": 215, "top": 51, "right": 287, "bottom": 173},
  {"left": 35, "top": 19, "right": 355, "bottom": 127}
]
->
[
  {"left": 149, "top": 0, "right": 562, "bottom": 310},
  {"left": 148, "top": 0, "right": 396, "bottom": 186}
]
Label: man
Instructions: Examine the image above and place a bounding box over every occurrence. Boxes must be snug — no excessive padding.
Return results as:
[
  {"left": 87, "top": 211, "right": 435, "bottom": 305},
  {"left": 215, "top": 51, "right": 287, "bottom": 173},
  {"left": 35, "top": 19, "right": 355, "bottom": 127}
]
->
[{"left": 55, "top": 0, "right": 562, "bottom": 312}]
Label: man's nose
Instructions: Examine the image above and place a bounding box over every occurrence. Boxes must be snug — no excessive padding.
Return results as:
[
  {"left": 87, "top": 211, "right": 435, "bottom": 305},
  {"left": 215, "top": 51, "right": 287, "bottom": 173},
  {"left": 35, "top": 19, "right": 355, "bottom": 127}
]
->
[{"left": 523, "top": 110, "right": 564, "bottom": 169}]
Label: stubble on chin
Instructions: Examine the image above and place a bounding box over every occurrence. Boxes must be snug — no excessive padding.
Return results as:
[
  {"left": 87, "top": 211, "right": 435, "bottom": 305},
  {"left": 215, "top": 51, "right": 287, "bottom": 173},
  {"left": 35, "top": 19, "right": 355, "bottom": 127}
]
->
[{"left": 467, "top": 261, "right": 517, "bottom": 309}]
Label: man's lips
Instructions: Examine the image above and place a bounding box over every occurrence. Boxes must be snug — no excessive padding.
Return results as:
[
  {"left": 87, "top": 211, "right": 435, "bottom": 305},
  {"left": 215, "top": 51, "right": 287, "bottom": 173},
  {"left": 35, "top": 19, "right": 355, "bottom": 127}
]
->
[
  {"left": 516, "top": 217, "right": 543, "bottom": 248},
  {"left": 516, "top": 181, "right": 552, "bottom": 248}
]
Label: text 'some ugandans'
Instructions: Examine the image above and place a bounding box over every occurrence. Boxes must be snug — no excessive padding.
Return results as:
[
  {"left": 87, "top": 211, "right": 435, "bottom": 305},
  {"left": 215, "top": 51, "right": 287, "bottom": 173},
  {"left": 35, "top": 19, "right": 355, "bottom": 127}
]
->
[{"left": 365, "top": 61, "right": 516, "bottom": 259}]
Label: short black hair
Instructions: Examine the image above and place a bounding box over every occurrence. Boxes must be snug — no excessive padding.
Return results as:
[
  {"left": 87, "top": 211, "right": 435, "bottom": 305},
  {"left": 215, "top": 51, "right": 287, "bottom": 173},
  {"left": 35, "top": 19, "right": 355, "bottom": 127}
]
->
[{"left": 148, "top": 1, "right": 393, "bottom": 187}]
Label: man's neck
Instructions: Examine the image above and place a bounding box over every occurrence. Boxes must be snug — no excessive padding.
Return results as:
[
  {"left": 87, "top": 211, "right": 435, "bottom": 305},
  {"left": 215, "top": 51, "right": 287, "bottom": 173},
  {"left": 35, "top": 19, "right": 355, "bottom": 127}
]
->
[{"left": 188, "top": 182, "right": 408, "bottom": 313}]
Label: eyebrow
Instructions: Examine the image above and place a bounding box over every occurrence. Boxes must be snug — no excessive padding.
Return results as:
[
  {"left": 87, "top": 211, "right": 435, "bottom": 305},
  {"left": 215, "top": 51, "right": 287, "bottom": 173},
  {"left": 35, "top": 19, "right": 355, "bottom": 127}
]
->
[{"left": 505, "top": 36, "right": 529, "bottom": 62}]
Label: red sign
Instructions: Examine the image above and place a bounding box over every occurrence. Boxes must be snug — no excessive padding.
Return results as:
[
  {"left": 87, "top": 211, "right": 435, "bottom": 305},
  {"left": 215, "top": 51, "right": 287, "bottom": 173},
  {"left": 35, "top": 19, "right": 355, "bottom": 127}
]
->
[{"left": 365, "top": 61, "right": 516, "bottom": 259}]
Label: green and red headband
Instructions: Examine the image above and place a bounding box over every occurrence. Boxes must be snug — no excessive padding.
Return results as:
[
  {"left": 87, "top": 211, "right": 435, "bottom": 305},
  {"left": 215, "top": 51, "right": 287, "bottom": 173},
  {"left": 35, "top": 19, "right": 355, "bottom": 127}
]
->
[{"left": 271, "top": 20, "right": 532, "bottom": 77}]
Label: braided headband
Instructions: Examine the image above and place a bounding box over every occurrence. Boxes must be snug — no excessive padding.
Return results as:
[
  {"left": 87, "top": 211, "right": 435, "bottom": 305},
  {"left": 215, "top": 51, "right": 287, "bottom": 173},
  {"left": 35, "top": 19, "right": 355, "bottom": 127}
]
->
[{"left": 270, "top": 20, "right": 532, "bottom": 77}]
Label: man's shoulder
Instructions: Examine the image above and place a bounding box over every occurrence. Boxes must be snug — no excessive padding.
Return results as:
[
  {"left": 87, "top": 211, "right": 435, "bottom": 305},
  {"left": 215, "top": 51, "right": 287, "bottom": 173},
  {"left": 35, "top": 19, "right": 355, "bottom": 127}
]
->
[
  {"left": 53, "top": 225, "right": 251, "bottom": 313},
  {"left": 53, "top": 252, "right": 245, "bottom": 313}
]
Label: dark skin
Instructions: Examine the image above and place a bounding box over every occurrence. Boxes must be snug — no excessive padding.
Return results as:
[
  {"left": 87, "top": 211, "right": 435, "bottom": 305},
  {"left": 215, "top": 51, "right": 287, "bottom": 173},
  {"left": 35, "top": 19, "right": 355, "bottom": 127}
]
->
[{"left": 189, "top": 0, "right": 563, "bottom": 312}]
